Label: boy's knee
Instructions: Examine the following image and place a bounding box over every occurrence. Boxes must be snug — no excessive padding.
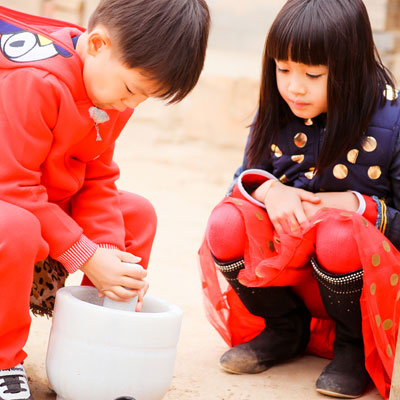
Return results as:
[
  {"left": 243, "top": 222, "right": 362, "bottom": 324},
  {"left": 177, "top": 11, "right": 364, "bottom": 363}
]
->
[
  {"left": 0, "top": 202, "right": 41, "bottom": 238},
  {"left": 206, "top": 202, "right": 245, "bottom": 261},
  {"left": 0, "top": 201, "right": 43, "bottom": 260},
  {"left": 120, "top": 192, "right": 157, "bottom": 234},
  {"left": 134, "top": 194, "right": 157, "bottom": 232},
  {"left": 139, "top": 195, "right": 157, "bottom": 229}
]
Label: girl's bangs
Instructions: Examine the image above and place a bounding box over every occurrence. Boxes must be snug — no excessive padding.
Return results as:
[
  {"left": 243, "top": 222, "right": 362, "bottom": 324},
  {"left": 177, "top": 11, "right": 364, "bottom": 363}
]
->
[{"left": 266, "top": 8, "right": 327, "bottom": 66}]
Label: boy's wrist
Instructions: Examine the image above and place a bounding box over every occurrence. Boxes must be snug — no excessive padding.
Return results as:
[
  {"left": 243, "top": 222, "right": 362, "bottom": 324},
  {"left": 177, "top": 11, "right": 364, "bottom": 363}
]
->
[
  {"left": 98, "top": 243, "right": 121, "bottom": 250},
  {"left": 56, "top": 235, "right": 98, "bottom": 273}
]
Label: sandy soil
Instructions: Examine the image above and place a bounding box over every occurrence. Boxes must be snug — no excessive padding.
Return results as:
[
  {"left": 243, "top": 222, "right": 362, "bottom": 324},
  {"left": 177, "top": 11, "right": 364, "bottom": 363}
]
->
[
  {"left": 0, "top": 0, "right": 395, "bottom": 398},
  {"left": 22, "top": 111, "right": 384, "bottom": 400}
]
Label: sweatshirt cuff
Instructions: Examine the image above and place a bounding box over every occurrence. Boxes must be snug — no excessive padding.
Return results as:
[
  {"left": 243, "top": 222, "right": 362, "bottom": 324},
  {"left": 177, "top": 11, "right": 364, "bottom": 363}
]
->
[
  {"left": 361, "top": 195, "right": 378, "bottom": 224},
  {"left": 98, "top": 243, "right": 120, "bottom": 250},
  {"left": 234, "top": 169, "right": 278, "bottom": 208},
  {"left": 349, "top": 191, "right": 366, "bottom": 215},
  {"left": 56, "top": 235, "right": 98, "bottom": 273}
]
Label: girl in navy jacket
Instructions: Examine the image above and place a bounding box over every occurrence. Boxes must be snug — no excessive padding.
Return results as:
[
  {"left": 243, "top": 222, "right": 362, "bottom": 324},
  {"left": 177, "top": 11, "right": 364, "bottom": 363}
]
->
[{"left": 199, "top": 0, "right": 400, "bottom": 398}]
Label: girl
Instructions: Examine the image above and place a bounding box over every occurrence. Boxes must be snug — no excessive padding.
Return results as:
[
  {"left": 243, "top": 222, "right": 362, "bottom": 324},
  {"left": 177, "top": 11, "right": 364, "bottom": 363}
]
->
[{"left": 198, "top": 0, "right": 400, "bottom": 398}]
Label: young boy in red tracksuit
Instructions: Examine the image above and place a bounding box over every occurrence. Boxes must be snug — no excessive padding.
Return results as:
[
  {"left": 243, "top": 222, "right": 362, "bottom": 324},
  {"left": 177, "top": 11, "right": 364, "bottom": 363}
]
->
[{"left": 0, "top": 1, "right": 210, "bottom": 399}]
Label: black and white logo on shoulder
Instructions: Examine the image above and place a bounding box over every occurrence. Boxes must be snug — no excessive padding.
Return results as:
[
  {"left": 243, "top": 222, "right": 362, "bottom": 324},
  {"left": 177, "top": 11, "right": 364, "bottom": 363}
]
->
[{"left": 0, "top": 19, "right": 72, "bottom": 63}]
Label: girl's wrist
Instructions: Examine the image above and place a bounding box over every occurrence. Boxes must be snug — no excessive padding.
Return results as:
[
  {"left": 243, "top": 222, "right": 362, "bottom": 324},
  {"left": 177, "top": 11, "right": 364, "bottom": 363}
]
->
[{"left": 253, "top": 179, "right": 279, "bottom": 203}]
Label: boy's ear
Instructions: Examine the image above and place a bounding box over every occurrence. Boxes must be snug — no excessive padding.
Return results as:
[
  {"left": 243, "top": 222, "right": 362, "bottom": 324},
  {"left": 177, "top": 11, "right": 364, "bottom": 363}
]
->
[{"left": 87, "top": 27, "right": 111, "bottom": 56}]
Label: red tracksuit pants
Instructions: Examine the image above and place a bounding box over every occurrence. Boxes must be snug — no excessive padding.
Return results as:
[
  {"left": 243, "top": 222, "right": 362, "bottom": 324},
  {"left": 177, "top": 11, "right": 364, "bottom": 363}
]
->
[{"left": 0, "top": 191, "right": 157, "bottom": 369}]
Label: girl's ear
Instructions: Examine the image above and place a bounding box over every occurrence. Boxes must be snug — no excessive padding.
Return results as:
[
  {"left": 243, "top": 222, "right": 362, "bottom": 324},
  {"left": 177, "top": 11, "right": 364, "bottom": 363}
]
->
[{"left": 87, "top": 27, "right": 111, "bottom": 56}]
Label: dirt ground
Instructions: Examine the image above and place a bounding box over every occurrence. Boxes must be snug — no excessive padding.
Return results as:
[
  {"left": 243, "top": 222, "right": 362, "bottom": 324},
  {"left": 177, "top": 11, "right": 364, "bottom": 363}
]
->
[
  {"left": 23, "top": 105, "right": 383, "bottom": 399},
  {"left": 0, "top": 1, "right": 396, "bottom": 398}
]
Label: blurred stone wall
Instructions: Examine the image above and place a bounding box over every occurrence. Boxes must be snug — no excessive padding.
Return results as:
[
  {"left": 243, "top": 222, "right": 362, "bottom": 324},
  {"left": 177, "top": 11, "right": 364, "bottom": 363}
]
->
[
  {"left": 368, "top": 0, "right": 400, "bottom": 82},
  {"left": 1, "top": 0, "right": 400, "bottom": 150}
]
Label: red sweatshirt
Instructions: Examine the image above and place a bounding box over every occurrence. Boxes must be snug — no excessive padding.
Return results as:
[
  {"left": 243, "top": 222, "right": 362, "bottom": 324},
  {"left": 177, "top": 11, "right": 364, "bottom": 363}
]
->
[{"left": 0, "top": 7, "right": 133, "bottom": 272}]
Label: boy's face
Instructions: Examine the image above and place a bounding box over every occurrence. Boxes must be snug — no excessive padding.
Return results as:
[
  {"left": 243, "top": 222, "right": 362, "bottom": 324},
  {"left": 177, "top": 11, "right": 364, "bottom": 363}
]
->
[{"left": 79, "top": 28, "right": 162, "bottom": 112}]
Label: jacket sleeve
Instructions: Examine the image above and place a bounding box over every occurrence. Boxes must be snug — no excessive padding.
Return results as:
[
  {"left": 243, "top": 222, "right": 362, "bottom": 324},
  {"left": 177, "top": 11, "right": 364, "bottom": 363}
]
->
[
  {"left": 0, "top": 69, "right": 97, "bottom": 271},
  {"left": 227, "top": 123, "right": 273, "bottom": 196},
  {"left": 70, "top": 143, "right": 126, "bottom": 250},
  {"left": 378, "top": 132, "right": 400, "bottom": 250}
]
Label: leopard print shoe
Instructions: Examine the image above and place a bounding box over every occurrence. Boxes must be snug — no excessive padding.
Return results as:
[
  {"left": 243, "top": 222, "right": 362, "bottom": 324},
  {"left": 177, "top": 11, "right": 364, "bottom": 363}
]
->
[{"left": 30, "top": 257, "right": 69, "bottom": 317}]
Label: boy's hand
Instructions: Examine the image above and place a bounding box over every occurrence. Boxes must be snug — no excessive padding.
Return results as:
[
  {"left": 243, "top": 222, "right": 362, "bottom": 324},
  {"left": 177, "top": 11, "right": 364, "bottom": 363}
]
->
[
  {"left": 136, "top": 281, "right": 150, "bottom": 312},
  {"left": 80, "top": 247, "right": 147, "bottom": 302},
  {"left": 252, "top": 180, "right": 321, "bottom": 234}
]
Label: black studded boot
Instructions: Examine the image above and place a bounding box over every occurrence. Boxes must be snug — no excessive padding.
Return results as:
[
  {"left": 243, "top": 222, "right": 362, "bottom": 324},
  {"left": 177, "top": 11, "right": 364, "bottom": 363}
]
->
[
  {"left": 311, "top": 258, "right": 370, "bottom": 398},
  {"left": 215, "top": 257, "right": 311, "bottom": 374}
]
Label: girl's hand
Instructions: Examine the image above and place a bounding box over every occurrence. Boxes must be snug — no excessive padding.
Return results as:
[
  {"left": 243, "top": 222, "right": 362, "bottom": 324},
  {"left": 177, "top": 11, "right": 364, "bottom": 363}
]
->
[
  {"left": 80, "top": 247, "right": 147, "bottom": 302},
  {"left": 302, "top": 191, "right": 359, "bottom": 219},
  {"left": 252, "top": 180, "right": 321, "bottom": 234}
]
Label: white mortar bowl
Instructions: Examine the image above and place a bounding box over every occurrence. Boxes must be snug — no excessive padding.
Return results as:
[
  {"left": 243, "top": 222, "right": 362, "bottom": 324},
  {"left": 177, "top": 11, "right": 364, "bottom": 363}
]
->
[{"left": 46, "top": 286, "right": 183, "bottom": 400}]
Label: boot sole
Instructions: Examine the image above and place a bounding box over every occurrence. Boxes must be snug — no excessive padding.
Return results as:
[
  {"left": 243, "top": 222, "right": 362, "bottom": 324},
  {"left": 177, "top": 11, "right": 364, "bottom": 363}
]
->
[
  {"left": 316, "top": 388, "right": 361, "bottom": 399},
  {"left": 220, "top": 364, "right": 245, "bottom": 374},
  {"left": 219, "top": 362, "right": 269, "bottom": 375},
  {"left": 219, "top": 363, "right": 272, "bottom": 375}
]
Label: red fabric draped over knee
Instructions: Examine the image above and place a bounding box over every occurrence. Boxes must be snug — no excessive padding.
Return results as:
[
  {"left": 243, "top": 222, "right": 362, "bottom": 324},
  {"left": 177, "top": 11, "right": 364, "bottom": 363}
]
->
[
  {"left": 314, "top": 194, "right": 378, "bottom": 274},
  {"left": 315, "top": 215, "right": 362, "bottom": 274},
  {"left": 206, "top": 201, "right": 246, "bottom": 261}
]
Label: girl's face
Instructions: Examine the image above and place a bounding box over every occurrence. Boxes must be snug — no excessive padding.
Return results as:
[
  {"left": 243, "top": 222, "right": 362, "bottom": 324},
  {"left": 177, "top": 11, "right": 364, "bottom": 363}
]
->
[{"left": 275, "top": 59, "right": 328, "bottom": 119}]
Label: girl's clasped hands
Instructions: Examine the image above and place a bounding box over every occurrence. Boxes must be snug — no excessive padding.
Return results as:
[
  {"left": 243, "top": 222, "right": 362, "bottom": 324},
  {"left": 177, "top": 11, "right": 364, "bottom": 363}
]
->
[{"left": 252, "top": 179, "right": 359, "bottom": 234}]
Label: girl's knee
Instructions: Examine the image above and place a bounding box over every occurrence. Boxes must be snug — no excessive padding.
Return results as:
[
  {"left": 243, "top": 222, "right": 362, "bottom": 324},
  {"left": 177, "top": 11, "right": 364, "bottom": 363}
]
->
[
  {"left": 315, "top": 220, "right": 361, "bottom": 274},
  {"left": 206, "top": 202, "right": 246, "bottom": 261}
]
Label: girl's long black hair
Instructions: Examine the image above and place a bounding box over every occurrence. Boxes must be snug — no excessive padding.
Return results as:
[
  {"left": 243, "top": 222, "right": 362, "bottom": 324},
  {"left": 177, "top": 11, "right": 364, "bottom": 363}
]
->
[{"left": 247, "top": 0, "right": 395, "bottom": 173}]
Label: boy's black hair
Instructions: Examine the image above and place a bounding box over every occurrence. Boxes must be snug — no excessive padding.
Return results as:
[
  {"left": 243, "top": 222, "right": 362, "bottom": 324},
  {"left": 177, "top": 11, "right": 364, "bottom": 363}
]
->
[
  {"left": 88, "top": 0, "right": 210, "bottom": 103},
  {"left": 247, "top": 0, "right": 396, "bottom": 173}
]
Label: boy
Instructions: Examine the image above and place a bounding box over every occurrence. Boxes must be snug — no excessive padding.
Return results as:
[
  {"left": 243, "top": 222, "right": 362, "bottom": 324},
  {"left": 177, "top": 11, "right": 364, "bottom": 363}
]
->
[{"left": 0, "top": 0, "right": 210, "bottom": 399}]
